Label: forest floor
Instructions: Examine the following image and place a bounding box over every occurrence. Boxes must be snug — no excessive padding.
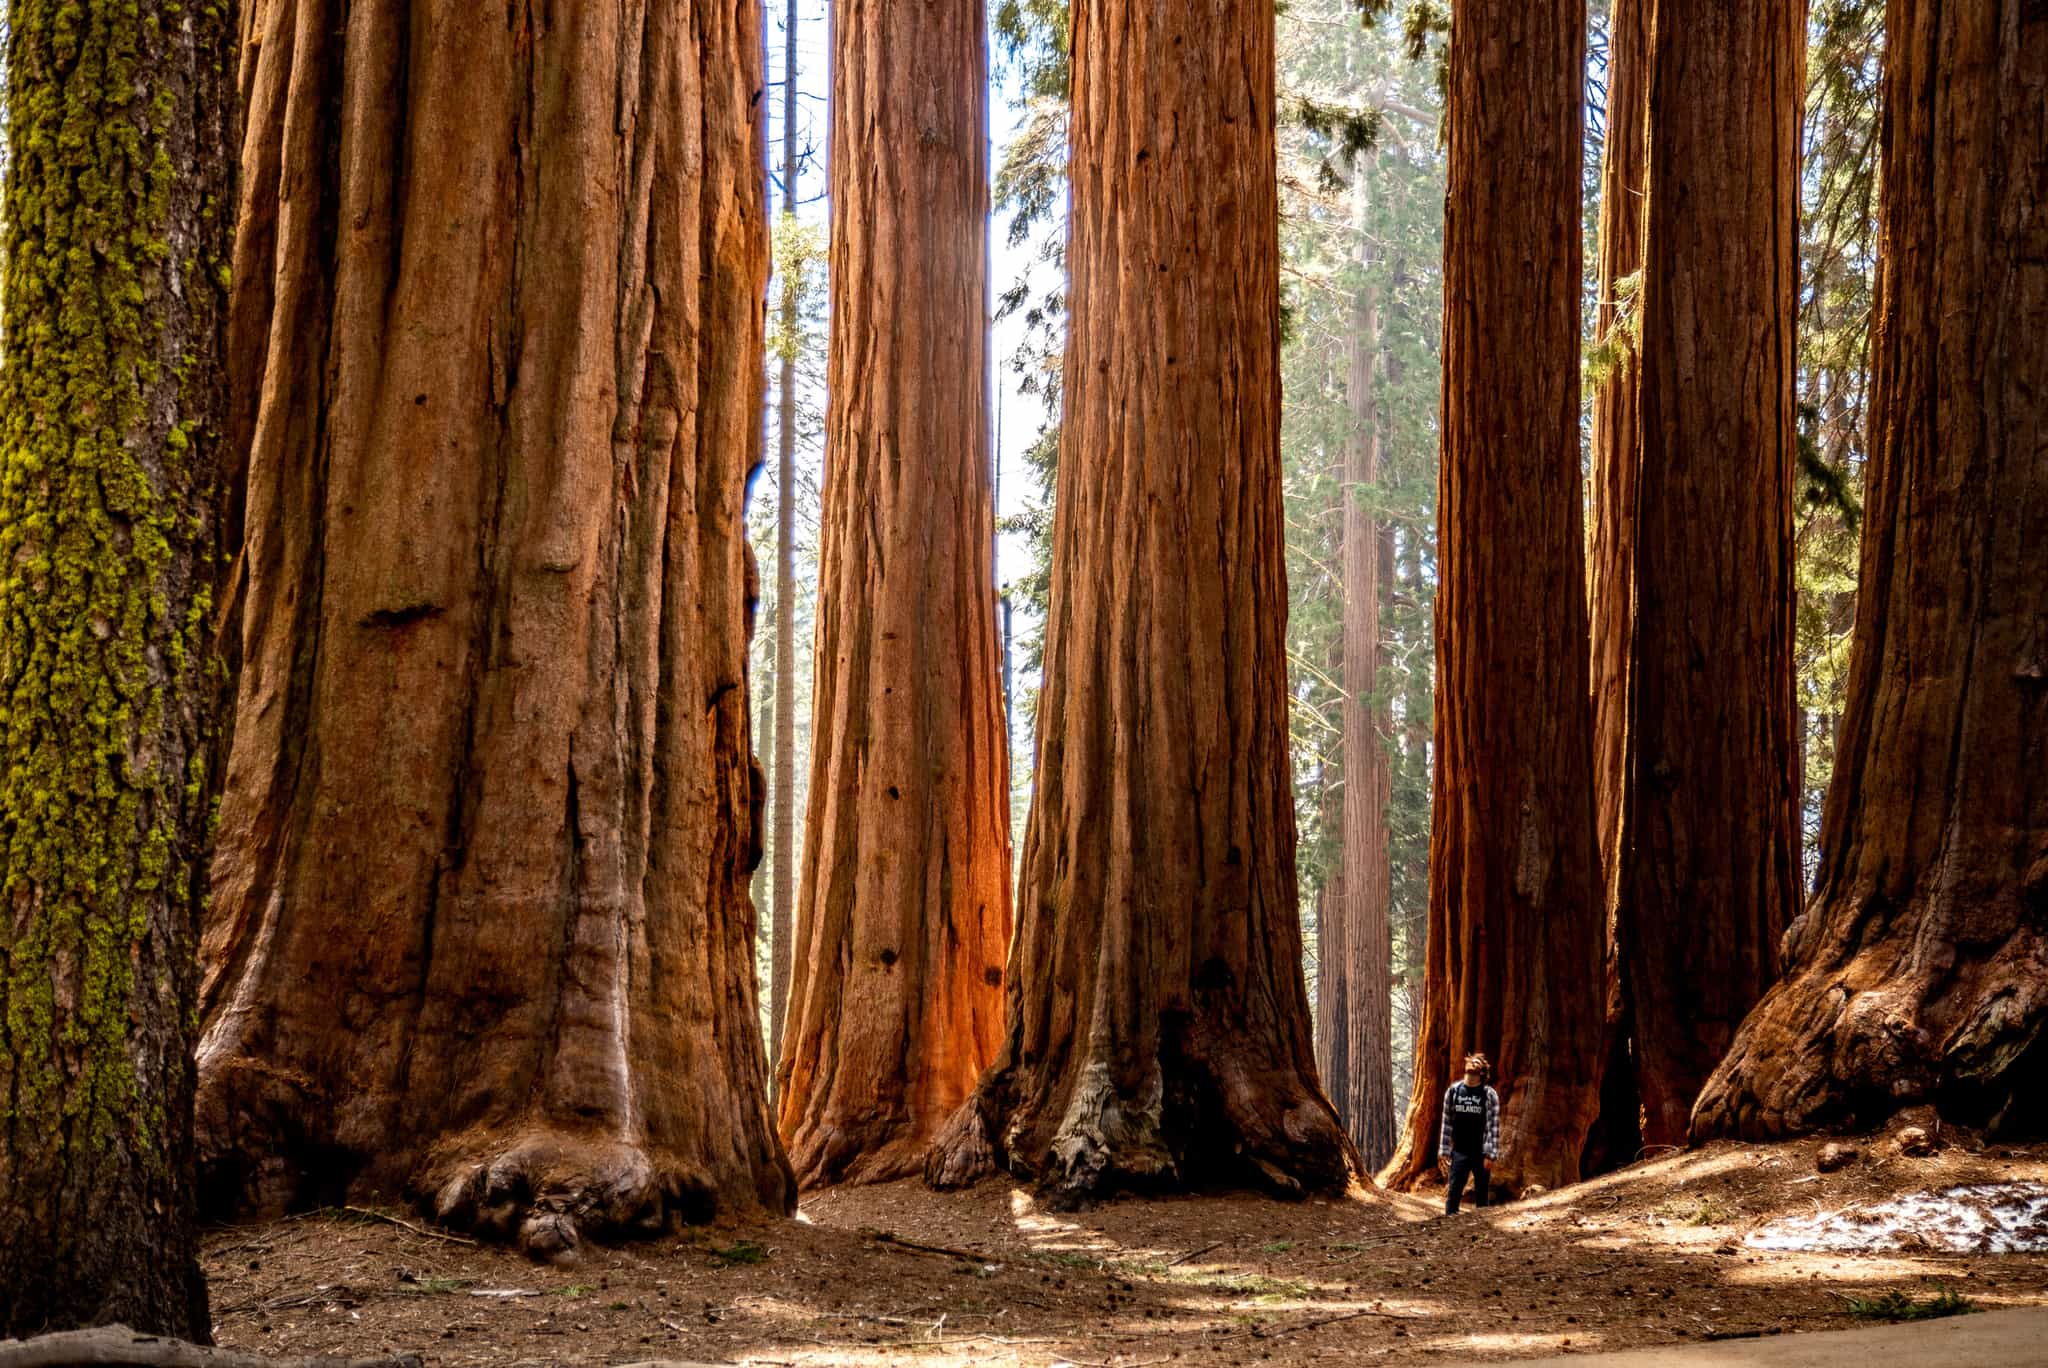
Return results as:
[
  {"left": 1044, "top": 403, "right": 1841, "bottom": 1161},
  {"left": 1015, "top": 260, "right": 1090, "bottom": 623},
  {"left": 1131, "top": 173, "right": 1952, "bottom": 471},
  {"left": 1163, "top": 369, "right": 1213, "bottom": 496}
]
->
[{"left": 201, "top": 1126, "right": 2048, "bottom": 1367}]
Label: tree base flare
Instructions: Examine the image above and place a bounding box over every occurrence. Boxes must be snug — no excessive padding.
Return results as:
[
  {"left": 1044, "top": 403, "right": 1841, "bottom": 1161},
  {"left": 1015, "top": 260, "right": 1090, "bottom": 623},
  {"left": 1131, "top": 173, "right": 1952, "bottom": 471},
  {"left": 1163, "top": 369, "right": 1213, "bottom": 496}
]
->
[
  {"left": 928, "top": 1054, "right": 1353, "bottom": 1210},
  {"left": 427, "top": 1132, "right": 719, "bottom": 1263}
]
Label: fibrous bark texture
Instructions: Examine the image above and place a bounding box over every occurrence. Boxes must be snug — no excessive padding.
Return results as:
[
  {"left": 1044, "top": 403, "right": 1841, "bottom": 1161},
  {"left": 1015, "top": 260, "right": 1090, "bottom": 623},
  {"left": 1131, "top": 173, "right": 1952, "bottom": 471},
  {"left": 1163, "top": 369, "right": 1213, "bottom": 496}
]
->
[
  {"left": 1694, "top": 0, "right": 2048, "bottom": 1142},
  {"left": 926, "top": 0, "right": 1353, "bottom": 1206},
  {"left": 1379, "top": 0, "right": 1604, "bottom": 1197},
  {"left": 1341, "top": 277, "right": 1395, "bottom": 1172},
  {"left": 775, "top": 0, "right": 1011, "bottom": 1189},
  {"left": 1584, "top": 0, "right": 1649, "bottom": 1177},
  {"left": 1618, "top": 0, "right": 1804, "bottom": 1150},
  {"left": 0, "top": 0, "right": 234, "bottom": 1339},
  {"left": 194, "top": 0, "right": 795, "bottom": 1255}
]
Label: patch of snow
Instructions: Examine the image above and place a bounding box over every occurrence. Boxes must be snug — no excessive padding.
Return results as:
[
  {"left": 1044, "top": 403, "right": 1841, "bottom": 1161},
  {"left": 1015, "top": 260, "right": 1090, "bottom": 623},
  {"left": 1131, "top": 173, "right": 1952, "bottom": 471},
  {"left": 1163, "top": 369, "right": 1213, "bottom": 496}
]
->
[{"left": 1745, "top": 1182, "right": 2048, "bottom": 1254}]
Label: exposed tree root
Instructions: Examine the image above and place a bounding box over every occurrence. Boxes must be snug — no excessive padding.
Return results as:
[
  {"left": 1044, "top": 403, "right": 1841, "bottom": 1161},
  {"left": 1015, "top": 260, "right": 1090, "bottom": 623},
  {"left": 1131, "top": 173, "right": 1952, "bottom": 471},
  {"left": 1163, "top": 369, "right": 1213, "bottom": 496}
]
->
[{"left": 0, "top": 1325, "right": 420, "bottom": 1367}]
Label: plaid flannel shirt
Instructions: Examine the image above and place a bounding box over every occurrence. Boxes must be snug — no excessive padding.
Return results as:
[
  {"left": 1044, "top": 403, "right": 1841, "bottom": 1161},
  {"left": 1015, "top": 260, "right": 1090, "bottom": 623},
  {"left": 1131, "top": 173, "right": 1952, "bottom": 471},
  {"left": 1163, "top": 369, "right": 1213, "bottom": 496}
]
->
[{"left": 1438, "top": 1082, "right": 1500, "bottom": 1161}]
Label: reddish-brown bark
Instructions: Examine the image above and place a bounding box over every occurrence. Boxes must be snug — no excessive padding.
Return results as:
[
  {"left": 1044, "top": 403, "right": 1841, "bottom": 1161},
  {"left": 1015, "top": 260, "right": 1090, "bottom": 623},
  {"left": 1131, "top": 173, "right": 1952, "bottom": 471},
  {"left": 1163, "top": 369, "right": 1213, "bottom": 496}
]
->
[
  {"left": 1693, "top": 0, "right": 2048, "bottom": 1142},
  {"left": 1584, "top": 0, "right": 1650, "bottom": 1174},
  {"left": 193, "top": 0, "right": 795, "bottom": 1255},
  {"left": 925, "top": 0, "right": 1353, "bottom": 1206},
  {"left": 1315, "top": 878, "right": 1350, "bottom": 1131},
  {"left": 1617, "top": 0, "right": 1804, "bottom": 1150},
  {"left": 1379, "top": 0, "right": 1605, "bottom": 1197},
  {"left": 1342, "top": 279, "right": 1396, "bottom": 1172},
  {"left": 774, "top": 0, "right": 1012, "bottom": 1189}
]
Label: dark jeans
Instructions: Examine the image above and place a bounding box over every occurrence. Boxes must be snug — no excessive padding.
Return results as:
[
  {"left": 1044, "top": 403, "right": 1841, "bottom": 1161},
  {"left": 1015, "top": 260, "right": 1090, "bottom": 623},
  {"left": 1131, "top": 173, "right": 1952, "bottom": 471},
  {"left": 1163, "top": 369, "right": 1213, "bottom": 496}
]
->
[{"left": 1445, "top": 1151, "right": 1489, "bottom": 1214}]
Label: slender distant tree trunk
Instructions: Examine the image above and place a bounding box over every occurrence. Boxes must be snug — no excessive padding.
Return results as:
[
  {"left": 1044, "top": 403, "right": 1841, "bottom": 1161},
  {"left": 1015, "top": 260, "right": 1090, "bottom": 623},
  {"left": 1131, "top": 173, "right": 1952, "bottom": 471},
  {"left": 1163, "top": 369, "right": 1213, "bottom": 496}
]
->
[
  {"left": 1618, "top": 0, "right": 1804, "bottom": 1150},
  {"left": 1583, "top": 0, "right": 1649, "bottom": 1175},
  {"left": 0, "top": 0, "right": 235, "bottom": 1338},
  {"left": 768, "top": 0, "right": 800, "bottom": 1085},
  {"left": 776, "top": 0, "right": 1011, "bottom": 1189},
  {"left": 1342, "top": 271, "right": 1395, "bottom": 1172},
  {"left": 1316, "top": 876, "right": 1351, "bottom": 1132},
  {"left": 927, "top": 0, "right": 1353, "bottom": 1205},
  {"left": 1380, "top": 0, "right": 1604, "bottom": 1197},
  {"left": 1694, "top": 0, "right": 2047, "bottom": 1142},
  {"left": 193, "top": 0, "right": 795, "bottom": 1257}
]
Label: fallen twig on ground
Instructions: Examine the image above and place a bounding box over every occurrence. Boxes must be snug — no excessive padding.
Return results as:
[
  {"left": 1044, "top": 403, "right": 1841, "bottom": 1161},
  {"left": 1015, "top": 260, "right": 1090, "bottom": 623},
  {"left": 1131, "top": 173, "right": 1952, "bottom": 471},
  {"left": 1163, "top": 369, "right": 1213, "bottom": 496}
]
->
[
  {"left": 339, "top": 1207, "right": 477, "bottom": 1247},
  {"left": 862, "top": 1229, "right": 996, "bottom": 1264},
  {"left": 1251, "top": 1305, "right": 1422, "bottom": 1339},
  {"left": 0, "top": 1325, "right": 422, "bottom": 1368},
  {"left": 1164, "top": 1240, "right": 1227, "bottom": 1267}
]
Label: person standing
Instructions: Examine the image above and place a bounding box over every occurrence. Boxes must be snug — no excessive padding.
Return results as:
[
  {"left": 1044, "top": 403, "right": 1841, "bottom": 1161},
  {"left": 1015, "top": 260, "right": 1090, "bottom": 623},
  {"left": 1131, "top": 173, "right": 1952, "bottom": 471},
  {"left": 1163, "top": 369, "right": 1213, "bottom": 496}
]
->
[{"left": 1438, "top": 1053, "right": 1501, "bottom": 1214}]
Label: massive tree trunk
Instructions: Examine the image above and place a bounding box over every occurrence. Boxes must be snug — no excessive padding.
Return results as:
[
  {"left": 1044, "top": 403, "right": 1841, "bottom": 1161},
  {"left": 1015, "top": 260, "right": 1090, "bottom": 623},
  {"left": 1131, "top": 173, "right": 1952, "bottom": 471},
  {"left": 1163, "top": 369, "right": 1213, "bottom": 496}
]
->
[
  {"left": 1583, "top": 0, "right": 1649, "bottom": 1176},
  {"left": 193, "top": 0, "right": 796, "bottom": 1256},
  {"left": 1379, "top": 0, "right": 1604, "bottom": 1197},
  {"left": 1618, "top": 0, "right": 1803, "bottom": 1150},
  {"left": 1694, "top": 0, "right": 2048, "bottom": 1142},
  {"left": 0, "top": 0, "right": 235, "bottom": 1338},
  {"left": 1342, "top": 276, "right": 1396, "bottom": 1172},
  {"left": 925, "top": 0, "right": 1353, "bottom": 1206},
  {"left": 775, "top": 0, "right": 1011, "bottom": 1189},
  {"left": 768, "top": 0, "right": 799, "bottom": 1084}
]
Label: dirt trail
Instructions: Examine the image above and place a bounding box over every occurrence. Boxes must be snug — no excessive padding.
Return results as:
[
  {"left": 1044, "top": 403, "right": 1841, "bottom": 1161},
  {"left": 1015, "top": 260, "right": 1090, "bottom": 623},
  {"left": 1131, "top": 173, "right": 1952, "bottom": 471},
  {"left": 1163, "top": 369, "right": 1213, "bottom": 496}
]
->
[
  {"left": 201, "top": 1131, "right": 2048, "bottom": 1365},
  {"left": 1447, "top": 1305, "right": 2048, "bottom": 1366}
]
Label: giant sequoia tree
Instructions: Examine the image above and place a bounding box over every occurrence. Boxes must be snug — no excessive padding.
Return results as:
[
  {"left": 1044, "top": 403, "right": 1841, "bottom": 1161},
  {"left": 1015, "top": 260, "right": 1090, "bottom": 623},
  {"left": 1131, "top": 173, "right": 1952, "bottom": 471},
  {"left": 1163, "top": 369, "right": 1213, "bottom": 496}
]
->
[
  {"left": 1694, "top": 0, "right": 2047, "bottom": 1141},
  {"left": 192, "top": 0, "right": 794, "bottom": 1256},
  {"left": 1583, "top": 0, "right": 1649, "bottom": 1173},
  {"left": 1380, "top": 0, "right": 1604, "bottom": 1197},
  {"left": 926, "top": 0, "right": 1353, "bottom": 1205},
  {"left": 1616, "top": 0, "right": 1803, "bottom": 1149},
  {"left": 775, "top": 0, "right": 1012, "bottom": 1188},
  {"left": 0, "top": 0, "right": 234, "bottom": 1338}
]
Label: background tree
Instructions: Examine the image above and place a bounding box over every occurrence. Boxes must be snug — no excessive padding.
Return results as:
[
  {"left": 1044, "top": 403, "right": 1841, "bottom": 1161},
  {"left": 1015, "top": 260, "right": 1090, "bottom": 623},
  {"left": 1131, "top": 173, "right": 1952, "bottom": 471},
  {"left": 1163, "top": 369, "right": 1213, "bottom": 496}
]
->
[
  {"left": 1381, "top": 0, "right": 1605, "bottom": 1196},
  {"left": 769, "top": 0, "right": 800, "bottom": 1080},
  {"left": 776, "top": 0, "right": 1012, "bottom": 1188},
  {"left": 1694, "top": 0, "right": 2047, "bottom": 1141},
  {"left": 928, "top": 0, "right": 1353, "bottom": 1204},
  {"left": 0, "top": 0, "right": 234, "bottom": 1337},
  {"left": 1583, "top": 0, "right": 1648, "bottom": 1172},
  {"left": 191, "top": 0, "right": 794, "bottom": 1257},
  {"left": 1615, "top": 0, "right": 1803, "bottom": 1150}
]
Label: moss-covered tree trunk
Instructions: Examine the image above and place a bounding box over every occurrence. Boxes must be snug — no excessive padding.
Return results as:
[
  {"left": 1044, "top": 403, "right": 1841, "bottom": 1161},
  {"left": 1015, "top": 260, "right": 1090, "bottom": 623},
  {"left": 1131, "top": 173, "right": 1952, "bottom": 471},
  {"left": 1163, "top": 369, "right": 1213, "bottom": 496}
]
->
[
  {"left": 1379, "top": 0, "right": 1605, "bottom": 1198},
  {"left": 0, "top": 0, "right": 235, "bottom": 1339},
  {"left": 925, "top": 0, "right": 1353, "bottom": 1206},
  {"left": 193, "top": 0, "right": 795, "bottom": 1256},
  {"left": 1619, "top": 0, "right": 1803, "bottom": 1151},
  {"left": 1693, "top": 0, "right": 2047, "bottom": 1142},
  {"left": 774, "top": 0, "right": 1012, "bottom": 1189}
]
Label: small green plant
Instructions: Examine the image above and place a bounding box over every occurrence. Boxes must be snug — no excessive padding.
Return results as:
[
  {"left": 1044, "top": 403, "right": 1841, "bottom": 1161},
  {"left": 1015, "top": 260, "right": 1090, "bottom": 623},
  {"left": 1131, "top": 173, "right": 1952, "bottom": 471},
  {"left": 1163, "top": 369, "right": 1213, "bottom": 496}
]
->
[
  {"left": 1258, "top": 1240, "right": 1295, "bottom": 1254},
  {"left": 555, "top": 1284, "right": 592, "bottom": 1299},
  {"left": 709, "top": 1240, "right": 770, "bottom": 1267},
  {"left": 399, "top": 1276, "right": 475, "bottom": 1296},
  {"left": 1842, "top": 1286, "right": 1976, "bottom": 1322},
  {"left": 1036, "top": 1250, "right": 1102, "bottom": 1270}
]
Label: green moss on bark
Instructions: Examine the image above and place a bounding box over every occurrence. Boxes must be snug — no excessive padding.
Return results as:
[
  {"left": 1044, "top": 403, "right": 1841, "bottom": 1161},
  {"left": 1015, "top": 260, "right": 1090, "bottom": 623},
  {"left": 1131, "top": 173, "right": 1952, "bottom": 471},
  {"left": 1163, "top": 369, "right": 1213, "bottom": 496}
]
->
[{"left": 0, "top": 0, "right": 235, "bottom": 1340}]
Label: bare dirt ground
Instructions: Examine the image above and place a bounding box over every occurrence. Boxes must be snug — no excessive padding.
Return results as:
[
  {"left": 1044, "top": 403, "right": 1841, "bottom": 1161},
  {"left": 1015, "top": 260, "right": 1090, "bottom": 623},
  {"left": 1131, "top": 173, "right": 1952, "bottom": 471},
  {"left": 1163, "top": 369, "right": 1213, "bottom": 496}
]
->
[{"left": 202, "top": 1128, "right": 2048, "bottom": 1366}]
